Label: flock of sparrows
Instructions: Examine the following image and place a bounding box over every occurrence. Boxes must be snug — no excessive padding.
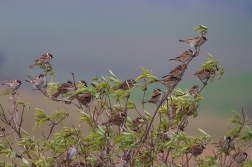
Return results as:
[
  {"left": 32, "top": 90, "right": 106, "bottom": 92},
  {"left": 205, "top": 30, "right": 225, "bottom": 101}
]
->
[
  {"left": 146, "top": 35, "right": 208, "bottom": 106},
  {"left": 1, "top": 35, "right": 248, "bottom": 165},
  {"left": 1, "top": 53, "right": 53, "bottom": 92}
]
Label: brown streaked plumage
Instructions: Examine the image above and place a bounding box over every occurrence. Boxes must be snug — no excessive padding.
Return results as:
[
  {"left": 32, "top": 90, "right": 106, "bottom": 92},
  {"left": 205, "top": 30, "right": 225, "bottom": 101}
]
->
[
  {"left": 147, "top": 88, "right": 162, "bottom": 105},
  {"left": 169, "top": 49, "right": 194, "bottom": 64},
  {"left": 76, "top": 93, "right": 92, "bottom": 106},
  {"left": 179, "top": 36, "right": 207, "bottom": 50},
  {"left": 114, "top": 79, "right": 136, "bottom": 90},
  {"left": 189, "top": 85, "right": 200, "bottom": 98},
  {"left": 157, "top": 76, "right": 178, "bottom": 88},
  {"left": 192, "top": 69, "right": 210, "bottom": 82},
  {"left": 52, "top": 80, "right": 73, "bottom": 98},
  {"left": 25, "top": 74, "right": 46, "bottom": 88},
  {"left": 102, "top": 112, "right": 127, "bottom": 126},
  {"left": 157, "top": 127, "right": 178, "bottom": 141},
  {"left": 114, "top": 154, "right": 131, "bottom": 167},
  {"left": 162, "top": 65, "right": 185, "bottom": 78},
  {"left": 2, "top": 79, "right": 22, "bottom": 91},
  {"left": 233, "top": 151, "right": 248, "bottom": 163},
  {"left": 187, "top": 144, "right": 205, "bottom": 157},
  {"left": 219, "top": 136, "right": 232, "bottom": 149},
  {"left": 132, "top": 117, "right": 145, "bottom": 125},
  {"left": 29, "top": 53, "right": 53, "bottom": 69}
]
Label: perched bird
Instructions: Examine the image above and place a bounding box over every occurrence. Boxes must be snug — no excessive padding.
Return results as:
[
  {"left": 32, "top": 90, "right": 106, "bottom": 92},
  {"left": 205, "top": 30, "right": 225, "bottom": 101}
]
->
[
  {"left": 157, "top": 127, "right": 178, "bottom": 141},
  {"left": 76, "top": 93, "right": 92, "bottom": 106},
  {"left": 131, "top": 117, "right": 145, "bottom": 132},
  {"left": 29, "top": 53, "right": 53, "bottom": 69},
  {"left": 102, "top": 112, "right": 127, "bottom": 126},
  {"left": 52, "top": 80, "right": 73, "bottom": 98},
  {"left": 25, "top": 74, "right": 46, "bottom": 88},
  {"left": 147, "top": 88, "right": 162, "bottom": 105},
  {"left": 179, "top": 36, "right": 207, "bottom": 51},
  {"left": 169, "top": 102, "right": 182, "bottom": 114},
  {"left": 132, "top": 117, "right": 145, "bottom": 125},
  {"left": 219, "top": 136, "right": 232, "bottom": 149},
  {"left": 189, "top": 85, "right": 200, "bottom": 98},
  {"left": 65, "top": 80, "right": 89, "bottom": 103},
  {"left": 114, "top": 155, "right": 131, "bottom": 167},
  {"left": 233, "top": 152, "right": 248, "bottom": 163},
  {"left": 69, "top": 80, "right": 88, "bottom": 91},
  {"left": 192, "top": 69, "right": 210, "bottom": 84},
  {"left": 77, "top": 80, "right": 88, "bottom": 87},
  {"left": 157, "top": 76, "right": 179, "bottom": 88},
  {"left": 56, "top": 145, "right": 77, "bottom": 161},
  {"left": 162, "top": 65, "right": 185, "bottom": 78},
  {"left": 169, "top": 49, "right": 194, "bottom": 64},
  {"left": 115, "top": 160, "right": 127, "bottom": 167},
  {"left": 114, "top": 79, "right": 136, "bottom": 90},
  {"left": 187, "top": 144, "right": 205, "bottom": 157},
  {"left": 2, "top": 78, "right": 22, "bottom": 91},
  {"left": 168, "top": 102, "right": 185, "bottom": 121}
]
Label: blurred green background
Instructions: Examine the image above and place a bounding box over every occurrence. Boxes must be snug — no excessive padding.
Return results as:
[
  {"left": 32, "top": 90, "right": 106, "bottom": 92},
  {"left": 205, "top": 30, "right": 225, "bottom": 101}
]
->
[{"left": 1, "top": 1, "right": 252, "bottom": 163}]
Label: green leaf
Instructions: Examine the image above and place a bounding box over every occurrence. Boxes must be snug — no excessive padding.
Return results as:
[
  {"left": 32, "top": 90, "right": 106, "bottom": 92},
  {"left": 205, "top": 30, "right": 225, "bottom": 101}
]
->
[
  {"left": 127, "top": 99, "right": 134, "bottom": 109},
  {"left": 144, "top": 110, "right": 152, "bottom": 120},
  {"left": 10, "top": 151, "right": 16, "bottom": 160},
  {"left": 135, "top": 74, "right": 144, "bottom": 81},
  {"left": 198, "top": 128, "right": 207, "bottom": 135},
  {"left": 193, "top": 24, "right": 208, "bottom": 35},
  {"left": 33, "top": 108, "right": 50, "bottom": 130},
  {"left": 21, "top": 128, "right": 30, "bottom": 137},
  {"left": 22, "top": 158, "right": 29, "bottom": 164},
  {"left": 108, "top": 69, "right": 117, "bottom": 78},
  {"left": 1, "top": 149, "right": 11, "bottom": 154},
  {"left": 17, "top": 100, "right": 24, "bottom": 105}
]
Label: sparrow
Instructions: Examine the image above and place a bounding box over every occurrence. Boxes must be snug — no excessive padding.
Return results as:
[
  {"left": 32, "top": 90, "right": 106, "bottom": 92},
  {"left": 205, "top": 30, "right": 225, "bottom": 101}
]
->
[
  {"left": 67, "top": 80, "right": 91, "bottom": 102},
  {"left": 130, "top": 117, "right": 145, "bottom": 132},
  {"left": 169, "top": 49, "right": 194, "bottom": 64},
  {"left": 157, "top": 76, "right": 179, "bottom": 88},
  {"left": 29, "top": 53, "right": 53, "bottom": 69},
  {"left": 233, "top": 152, "right": 248, "bottom": 163},
  {"left": 219, "top": 136, "right": 232, "bottom": 149},
  {"left": 25, "top": 74, "right": 46, "bottom": 88},
  {"left": 2, "top": 78, "right": 22, "bottom": 91},
  {"left": 157, "top": 127, "right": 178, "bottom": 141},
  {"left": 76, "top": 93, "right": 92, "bottom": 106},
  {"left": 162, "top": 65, "right": 185, "bottom": 78},
  {"left": 102, "top": 112, "right": 127, "bottom": 126},
  {"left": 147, "top": 88, "right": 162, "bottom": 105},
  {"left": 169, "top": 102, "right": 184, "bottom": 117},
  {"left": 69, "top": 80, "right": 88, "bottom": 91},
  {"left": 132, "top": 117, "right": 145, "bottom": 125},
  {"left": 114, "top": 155, "right": 131, "bottom": 167},
  {"left": 187, "top": 144, "right": 205, "bottom": 157},
  {"left": 179, "top": 36, "right": 207, "bottom": 51},
  {"left": 52, "top": 80, "right": 73, "bottom": 98},
  {"left": 114, "top": 79, "right": 136, "bottom": 90},
  {"left": 192, "top": 69, "right": 210, "bottom": 84},
  {"left": 189, "top": 85, "right": 200, "bottom": 98},
  {"left": 56, "top": 145, "right": 77, "bottom": 161}
]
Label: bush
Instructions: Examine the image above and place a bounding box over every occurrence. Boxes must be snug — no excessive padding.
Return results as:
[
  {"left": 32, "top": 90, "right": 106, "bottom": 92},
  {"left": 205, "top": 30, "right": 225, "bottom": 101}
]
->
[{"left": 0, "top": 25, "right": 251, "bottom": 167}]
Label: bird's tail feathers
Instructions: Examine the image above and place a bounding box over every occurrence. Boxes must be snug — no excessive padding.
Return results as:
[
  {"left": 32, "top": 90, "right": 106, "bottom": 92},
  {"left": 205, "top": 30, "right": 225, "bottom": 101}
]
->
[
  {"left": 52, "top": 91, "right": 61, "bottom": 98},
  {"left": 29, "top": 64, "right": 35, "bottom": 69},
  {"left": 179, "top": 39, "right": 186, "bottom": 42}
]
